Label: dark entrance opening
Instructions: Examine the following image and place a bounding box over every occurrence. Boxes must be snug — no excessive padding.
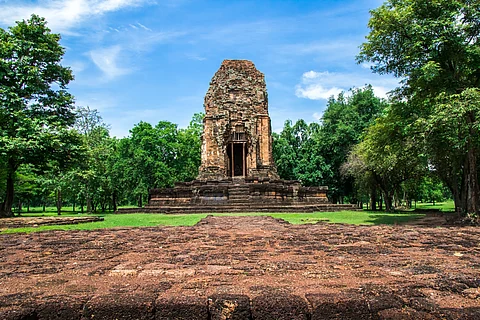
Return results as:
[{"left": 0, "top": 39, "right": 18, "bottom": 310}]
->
[{"left": 227, "top": 143, "right": 247, "bottom": 177}]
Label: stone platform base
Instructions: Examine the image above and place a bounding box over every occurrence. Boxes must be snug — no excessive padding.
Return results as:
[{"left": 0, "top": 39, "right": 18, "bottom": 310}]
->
[
  {"left": 117, "top": 203, "right": 357, "bottom": 214},
  {"left": 118, "top": 178, "right": 357, "bottom": 213}
]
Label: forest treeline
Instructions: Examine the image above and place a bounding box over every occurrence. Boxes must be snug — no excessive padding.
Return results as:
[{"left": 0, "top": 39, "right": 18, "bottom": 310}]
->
[
  {"left": 1, "top": 0, "right": 479, "bottom": 220},
  {"left": 0, "top": 86, "right": 449, "bottom": 215}
]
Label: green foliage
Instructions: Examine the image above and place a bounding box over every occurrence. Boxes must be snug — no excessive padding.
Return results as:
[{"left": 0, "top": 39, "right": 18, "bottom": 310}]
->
[
  {"left": 358, "top": 0, "right": 480, "bottom": 97},
  {"left": 273, "top": 120, "right": 331, "bottom": 186},
  {"left": 358, "top": 0, "right": 480, "bottom": 216},
  {"left": 320, "top": 86, "right": 387, "bottom": 202},
  {"left": 343, "top": 104, "right": 427, "bottom": 211},
  {"left": 0, "top": 15, "right": 80, "bottom": 216},
  {"left": 114, "top": 114, "right": 202, "bottom": 207}
]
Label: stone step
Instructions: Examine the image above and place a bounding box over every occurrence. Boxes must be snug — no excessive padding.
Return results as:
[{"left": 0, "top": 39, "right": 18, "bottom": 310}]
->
[
  {"left": 121, "top": 203, "right": 359, "bottom": 214},
  {"left": 227, "top": 195, "right": 250, "bottom": 199}
]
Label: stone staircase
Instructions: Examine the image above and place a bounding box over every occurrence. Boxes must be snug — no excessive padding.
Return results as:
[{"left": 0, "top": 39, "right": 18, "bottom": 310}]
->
[{"left": 117, "top": 179, "right": 359, "bottom": 214}]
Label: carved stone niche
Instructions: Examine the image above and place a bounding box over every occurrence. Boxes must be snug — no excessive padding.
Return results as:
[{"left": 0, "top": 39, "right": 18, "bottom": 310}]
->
[{"left": 197, "top": 59, "right": 279, "bottom": 181}]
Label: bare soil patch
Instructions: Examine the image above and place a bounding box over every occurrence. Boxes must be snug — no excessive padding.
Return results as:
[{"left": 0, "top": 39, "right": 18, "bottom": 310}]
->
[{"left": 0, "top": 215, "right": 479, "bottom": 319}]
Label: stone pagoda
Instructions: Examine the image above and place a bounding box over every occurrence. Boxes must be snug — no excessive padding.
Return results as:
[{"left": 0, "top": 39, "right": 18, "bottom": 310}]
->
[
  {"left": 121, "top": 60, "right": 356, "bottom": 213},
  {"left": 198, "top": 60, "right": 278, "bottom": 180}
]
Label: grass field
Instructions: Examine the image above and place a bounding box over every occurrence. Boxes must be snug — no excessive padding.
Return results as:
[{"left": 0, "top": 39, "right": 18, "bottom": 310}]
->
[
  {"left": 414, "top": 201, "right": 455, "bottom": 211},
  {"left": 1, "top": 209, "right": 429, "bottom": 234}
]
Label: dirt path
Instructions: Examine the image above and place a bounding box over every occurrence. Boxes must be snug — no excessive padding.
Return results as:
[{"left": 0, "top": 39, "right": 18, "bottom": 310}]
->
[{"left": 0, "top": 216, "right": 479, "bottom": 319}]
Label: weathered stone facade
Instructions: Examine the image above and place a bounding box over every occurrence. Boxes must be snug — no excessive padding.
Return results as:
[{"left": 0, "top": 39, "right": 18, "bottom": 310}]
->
[
  {"left": 117, "top": 60, "right": 357, "bottom": 213},
  {"left": 198, "top": 60, "right": 278, "bottom": 180}
]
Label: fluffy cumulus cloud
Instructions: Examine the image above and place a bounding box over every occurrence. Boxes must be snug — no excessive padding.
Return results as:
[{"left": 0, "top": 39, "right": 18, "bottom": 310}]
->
[
  {"left": 295, "top": 70, "right": 399, "bottom": 100},
  {"left": 0, "top": 0, "right": 153, "bottom": 33}
]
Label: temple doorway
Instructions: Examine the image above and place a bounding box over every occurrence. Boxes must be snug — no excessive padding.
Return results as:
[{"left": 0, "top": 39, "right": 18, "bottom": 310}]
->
[{"left": 227, "top": 143, "right": 247, "bottom": 177}]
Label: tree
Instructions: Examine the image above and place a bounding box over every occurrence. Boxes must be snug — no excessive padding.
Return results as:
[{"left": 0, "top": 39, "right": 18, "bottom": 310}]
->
[
  {"left": 272, "top": 120, "right": 298, "bottom": 181},
  {"left": 320, "top": 86, "right": 386, "bottom": 203},
  {"left": 73, "top": 106, "right": 112, "bottom": 212},
  {"left": 273, "top": 120, "right": 330, "bottom": 185},
  {"left": 343, "top": 106, "right": 426, "bottom": 211},
  {"left": 176, "top": 113, "right": 203, "bottom": 182},
  {"left": 0, "top": 15, "right": 78, "bottom": 217},
  {"left": 358, "top": 0, "right": 480, "bottom": 216},
  {"left": 424, "top": 89, "right": 480, "bottom": 214}
]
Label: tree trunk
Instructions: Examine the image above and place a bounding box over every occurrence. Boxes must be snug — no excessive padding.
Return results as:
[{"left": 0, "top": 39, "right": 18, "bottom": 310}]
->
[
  {"left": 86, "top": 196, "right": 92, "bottom": 213},
  {"left": 465, "top": 143, "right": 479, "bottom": 214},
  {"left": 379, "top": 193, "right": 383, "bottom": 211},
  {"left": 43, "top": 201, "right": 46, "bottom": 212},
  {"left": 370, "top": 187, "right": 377, "bottom": 211},
  {"left": 138, "top": 195, "right": 143, "bottom": 208},
  {"left": 384, "top": 191, "right": 394, "bottom": 212},
  {"left": 0, "top": 163, "right": 15, "bottom": 217},
  {"left": 72, "top": 200, "right": 75, "bottom": 213},
  {"left": 56, "top": 188, "right": 62, "bottom": 216},
  {"left": 112, "top": 191, "right": 117, "bottom": 212}
]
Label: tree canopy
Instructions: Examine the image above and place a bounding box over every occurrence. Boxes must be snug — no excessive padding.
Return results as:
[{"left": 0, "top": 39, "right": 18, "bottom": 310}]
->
[
  {"left": 0, "top": 15, "right": 80, "bottom": 217},
  {"left": 358, "top": 0, "right": 480, "bottom": 217}
]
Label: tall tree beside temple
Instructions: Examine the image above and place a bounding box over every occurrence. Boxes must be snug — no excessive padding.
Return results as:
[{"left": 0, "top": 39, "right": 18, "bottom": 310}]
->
[
  {"left": 358, "top": 0, "right": 480, "bottom": 216},
  {"left": 318, "top": 86, "right": 386, "bottom": 203},
  {"left": 0, "top": 15, "right": 80, "bottom": 217}
]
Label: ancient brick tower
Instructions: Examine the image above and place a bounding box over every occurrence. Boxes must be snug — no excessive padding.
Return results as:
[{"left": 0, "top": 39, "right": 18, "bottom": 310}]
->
[
  {"left": 118, "top": 60, "right": 358, "bottom": 213},
  {"left": 198, "top": 60, "right": 279, "bottom": 180}
]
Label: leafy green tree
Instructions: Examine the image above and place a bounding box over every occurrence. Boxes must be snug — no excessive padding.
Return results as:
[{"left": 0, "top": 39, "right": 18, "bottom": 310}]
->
[
  {"left": 424, "top": 89, "right": 480, "bottom": 213},
  {"left": 273, "top": 120, "right": 331, "bottom": 187},
  {"left": 0, "top": 15, "right": 78, "bottom": 217},
  {"left": 176, "top": 113, "right": 203, "bottom": 182},
  {"left": 320, "top": 86, "right": 386, "bottom": 203},
  {"left": 73, "top": 106, "right": 112, "bottom": 212},
  {"left": 14, "top": 165, "right": 40, "bottom": 213},
  {"left": 343, "top": 105, "right": 426, "bottom": 211},
  {"left": 272, "top": 120, "right": 298, "bottom": 180},
  {"left": 358, "top": 0, "right": 480, "bottom": 216},
  {"left": 117, "top": 121, "right": 178, "bottom": 207}
]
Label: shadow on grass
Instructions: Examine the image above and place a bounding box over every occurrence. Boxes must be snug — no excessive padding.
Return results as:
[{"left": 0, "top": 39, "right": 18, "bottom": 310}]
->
[{"left": 365, "top": 213, "right": 425, "bottom": 225}]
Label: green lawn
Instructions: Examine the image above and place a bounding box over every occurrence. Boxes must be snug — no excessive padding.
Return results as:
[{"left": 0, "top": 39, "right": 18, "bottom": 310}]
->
[
  {"left": 414, "top": 200, "right": 455, "bottom": 212},
  {"left": 1, "top": 210, "right": 426, "bottom": 234}
]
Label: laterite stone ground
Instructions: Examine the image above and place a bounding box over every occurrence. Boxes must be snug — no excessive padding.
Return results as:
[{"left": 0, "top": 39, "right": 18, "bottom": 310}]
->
[{"left": 0, "top": 216, "right": 479, "bottom": 319}]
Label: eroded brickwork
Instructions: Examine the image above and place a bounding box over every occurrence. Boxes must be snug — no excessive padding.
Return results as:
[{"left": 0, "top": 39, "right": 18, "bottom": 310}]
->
[{"left": 198, "top": 60, "right": 278, "bottom": 180}]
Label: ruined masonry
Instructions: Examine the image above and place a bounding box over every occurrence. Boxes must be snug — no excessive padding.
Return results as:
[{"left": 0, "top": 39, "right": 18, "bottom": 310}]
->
[
  {"left": 124, "top": 60, "right": 356, "bottom": 213},
  {"left": 198, "top": 59, "right": 278, "bottom": 180}
]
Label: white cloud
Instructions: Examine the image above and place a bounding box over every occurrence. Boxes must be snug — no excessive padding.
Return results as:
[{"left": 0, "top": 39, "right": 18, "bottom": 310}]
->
[
  {"left": 0, "top": 0, "right": 154, "bottom": 33},
  {"left": 89, "top": 45, "right": 131, "bottom": 80},
  {"left": 137, "top": 22, "right": 152, "bottom": 31},
  {"left": 296, "top": 84, "right": 343, "bottom": 100},
  {"left": 295, "top": 70, "right": 400, "bottom": 100}
]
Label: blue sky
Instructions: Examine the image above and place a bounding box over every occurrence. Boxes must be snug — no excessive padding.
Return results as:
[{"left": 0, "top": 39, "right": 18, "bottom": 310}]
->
[{"left": 0, "top": 0, "right": 399, "bottom": 137}]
